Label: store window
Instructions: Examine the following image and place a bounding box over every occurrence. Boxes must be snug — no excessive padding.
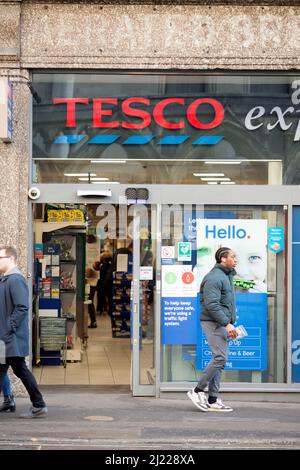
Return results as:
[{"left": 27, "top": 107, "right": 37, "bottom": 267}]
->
[
  {"left": 160, "top": 205, "right": 287, "bottom": 384},
  {"left": 32, "top": 73, "right": 300, "bottom": 185},
  {"left": 292, "top": 207, "right": 300, "bottom": 383}
]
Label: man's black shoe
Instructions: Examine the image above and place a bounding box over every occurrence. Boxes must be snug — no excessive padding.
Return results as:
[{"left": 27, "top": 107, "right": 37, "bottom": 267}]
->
[{"left": 0, "top": 395, "right": 16, "bottom": 412}]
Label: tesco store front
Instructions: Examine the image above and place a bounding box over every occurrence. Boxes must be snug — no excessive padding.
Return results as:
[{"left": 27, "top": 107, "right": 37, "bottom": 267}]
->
[{"left": 29, "top": 72, "right": 300, "bottom": 395}]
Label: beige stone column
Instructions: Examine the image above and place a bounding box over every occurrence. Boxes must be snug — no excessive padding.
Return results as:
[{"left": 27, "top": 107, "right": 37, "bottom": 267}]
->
[
  {"left": 0, "top": 1, "right": 29, "bottom": 272},
  {"left": 0, "top": 0, "right": 29, "bottom": 397}
]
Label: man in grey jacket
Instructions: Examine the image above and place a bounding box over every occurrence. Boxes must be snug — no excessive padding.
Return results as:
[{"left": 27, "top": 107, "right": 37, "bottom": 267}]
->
[
  {"left": 0, "top": 245, "right": 47, "bottom": 418},
  {"left": 187, "top": 247, "right": 238, "bottom": 413}
]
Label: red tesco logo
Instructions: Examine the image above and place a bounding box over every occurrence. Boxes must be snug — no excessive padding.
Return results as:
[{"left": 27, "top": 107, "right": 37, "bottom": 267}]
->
[{"left": 53, "top": 97, "right": 224, "bottom": 130}]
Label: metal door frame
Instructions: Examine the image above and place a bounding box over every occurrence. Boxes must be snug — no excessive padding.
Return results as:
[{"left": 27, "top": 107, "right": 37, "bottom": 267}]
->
[
  {"left": 28, "top": 184, "right": 300, "bottom": 392},
  {"left": 131, "top": 211, "right": 156, "bottom": 396}
]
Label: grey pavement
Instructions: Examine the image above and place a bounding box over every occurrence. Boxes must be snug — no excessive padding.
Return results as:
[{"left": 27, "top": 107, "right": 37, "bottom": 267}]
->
[{"left": 0, "top": 386, "right": 300, "bottom": 450}]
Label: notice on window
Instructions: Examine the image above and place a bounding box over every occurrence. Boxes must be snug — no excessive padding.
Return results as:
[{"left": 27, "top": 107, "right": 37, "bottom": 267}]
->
[
  {"left": 117, "top": 254, "right": 128, "bottom": 272},
  {"left": 268, "top": 226, "right": 284, "bottom": 253},
  {"left": 140, "top": 266, "right": 153, "bottom": 280},
  {"left": 161, "top": 265, "right": 198, "bottom": 344}
]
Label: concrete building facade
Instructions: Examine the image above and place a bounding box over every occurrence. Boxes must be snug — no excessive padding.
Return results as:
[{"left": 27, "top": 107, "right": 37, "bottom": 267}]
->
[{"left": 1, "top": 1, "right": 300, "bottom": 395}]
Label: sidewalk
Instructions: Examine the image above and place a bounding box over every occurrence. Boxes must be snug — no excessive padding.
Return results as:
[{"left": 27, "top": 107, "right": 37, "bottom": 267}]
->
[{"left": 1, "top": 386, "right": 300, "bottom": 449}]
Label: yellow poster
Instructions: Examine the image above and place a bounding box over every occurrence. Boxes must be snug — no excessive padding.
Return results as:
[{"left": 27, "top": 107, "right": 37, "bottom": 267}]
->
[{"left": 47, "top": 209, "right": 84, "bottom": 224}]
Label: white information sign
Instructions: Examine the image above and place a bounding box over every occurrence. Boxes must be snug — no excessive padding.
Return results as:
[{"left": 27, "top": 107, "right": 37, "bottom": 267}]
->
[
  {"left": 162, "top": 265, "right": 197, "bottom": 298},
  {"left": 161, "top": 246, "right": 175, "bottom": 259},
  {"left": 140, "top": 266, "right": 153, "bottom": 280}
]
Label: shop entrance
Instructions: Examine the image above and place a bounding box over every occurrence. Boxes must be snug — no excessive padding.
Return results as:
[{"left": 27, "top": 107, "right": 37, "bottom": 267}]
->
[{"left": 31, "top": 203, "right": 156, "bottom": 396}]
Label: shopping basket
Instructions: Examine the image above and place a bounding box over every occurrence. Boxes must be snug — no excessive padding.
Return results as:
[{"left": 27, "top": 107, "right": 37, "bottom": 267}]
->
[{"left": 39, "top": 317, "right": 67, "bottom": 367}]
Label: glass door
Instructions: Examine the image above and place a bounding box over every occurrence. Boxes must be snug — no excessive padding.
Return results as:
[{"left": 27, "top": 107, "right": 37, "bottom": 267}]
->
[
  {"left": 131, "top": 205, "right": 157, "bottom": 396},
  {"left": 160, "top": 204, "right": 287, "bottom": 388}
]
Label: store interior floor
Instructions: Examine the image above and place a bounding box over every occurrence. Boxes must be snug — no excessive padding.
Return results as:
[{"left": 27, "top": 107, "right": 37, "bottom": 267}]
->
[{"left": 33, "top": 314, "right": 154, "bottom": 385}]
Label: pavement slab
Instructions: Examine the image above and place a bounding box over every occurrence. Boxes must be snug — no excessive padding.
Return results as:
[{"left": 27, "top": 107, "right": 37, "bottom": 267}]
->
[{"left": 1, "top": 388, "right": 300, "bottom": 450}]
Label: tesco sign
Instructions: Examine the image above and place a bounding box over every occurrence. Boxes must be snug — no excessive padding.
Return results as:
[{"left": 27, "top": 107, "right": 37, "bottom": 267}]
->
[{"left": 53, "top": 97, "right": 225, "bottom": 130}]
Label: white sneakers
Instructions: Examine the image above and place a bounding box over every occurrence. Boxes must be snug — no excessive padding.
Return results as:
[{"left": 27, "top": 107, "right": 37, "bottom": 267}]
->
[
  {"left": 207, "top": 398, "right": 233, "bottom": 412},
  {"left": 187, "top": 390, "right": 209, "bottom": 412},
  {"left": 187, "top": 390, "right": 233, "bottom": 412}
]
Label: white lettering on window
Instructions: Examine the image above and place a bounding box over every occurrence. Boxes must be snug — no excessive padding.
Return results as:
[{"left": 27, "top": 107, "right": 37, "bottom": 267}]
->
[
  {"left": 267, "top": 106, "right": 294, "bottom": 131},
  {"left": 244, "top": 106, "right": 265, "bottom": 131},
  {"left": 291, "top": 80, "right": 300, "bottom": 105},
  {"left": 292, "top": 340, "right": 300, "bottom": 365}
]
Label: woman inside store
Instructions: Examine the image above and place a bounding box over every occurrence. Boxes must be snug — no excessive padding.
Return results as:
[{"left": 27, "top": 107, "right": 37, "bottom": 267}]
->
[
  {"left": 86, "top": 266, "right": 99, "bottom": 329},
  {"left": 96, "top": 252, "right": 113, "bottom": 317}
]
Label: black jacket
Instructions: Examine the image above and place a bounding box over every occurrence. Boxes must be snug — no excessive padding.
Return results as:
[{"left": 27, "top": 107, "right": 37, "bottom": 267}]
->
[{"left": 200, "top": 263, "right": 236, "bottom": 327}]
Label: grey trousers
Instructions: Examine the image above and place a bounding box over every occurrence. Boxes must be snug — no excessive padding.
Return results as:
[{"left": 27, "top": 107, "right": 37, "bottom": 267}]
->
[{"left": 196, "top": 321, "right": 229, "bottom": 397}]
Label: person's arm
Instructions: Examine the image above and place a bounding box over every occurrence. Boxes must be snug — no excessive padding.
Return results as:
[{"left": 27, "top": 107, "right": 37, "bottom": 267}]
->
[{"left": 8, "top": 276, "right": 29, "bottom": 332}]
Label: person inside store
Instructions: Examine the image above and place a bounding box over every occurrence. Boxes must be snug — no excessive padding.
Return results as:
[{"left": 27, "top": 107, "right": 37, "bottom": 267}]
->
[
  {"left": 95, "top": 251, "right": 114, "bottom": 317},
  {"left": 187, "top": 247, "right": 237, "bottom": 413},
  {"left": 86, "top": 265, "right": 99, "bottom": 329},
  {"left": 0, "top": 245, "right": 48, "bottom": 418},
  {"left": 0, "top": 371, "right": 16, "bottom": 412}
]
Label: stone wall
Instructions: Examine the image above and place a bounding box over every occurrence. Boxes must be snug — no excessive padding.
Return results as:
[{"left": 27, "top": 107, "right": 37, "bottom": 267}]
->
[
  {"left": 0, "top": 1, "right": 29, "bottom": 397},
  {"left": 0, "top": 67, "right": 30, "bottom": 397},
  {"left": 0, "top": 1, "right": 20, "bottom": 68},
  {"left": 0, "top": 1, "right": 29, "bottom": 273},
  {"left": 20, "top": 2, "right": 300, "bottom": 69},
  {"left": 0, "top": 71, "right": 30, "bottom": 274}
]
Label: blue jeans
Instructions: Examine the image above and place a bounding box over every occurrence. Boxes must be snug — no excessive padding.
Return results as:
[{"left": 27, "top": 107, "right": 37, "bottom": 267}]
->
[
  {"left": 196, "top": 321, "right": 229, "bottom": 397},
  {"left": 1, "top": 373, "right": 12, "bottom": 397},
  {"left": 0, "top": 358, "right": 45, "bottom": 408}
]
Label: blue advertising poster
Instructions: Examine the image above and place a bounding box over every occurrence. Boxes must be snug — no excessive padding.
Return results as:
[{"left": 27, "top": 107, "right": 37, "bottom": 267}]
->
[
  {"left": 196, "top": 293, "right": 268, "bottom": 370},
  {"left": 161, "top": 265, "right": 198, "bottom": 344},
  {"left": 195, "top": 218, "right": 268, "bottom": 371},
  {"left": 161, "top": 297, "right": 198, "bottom": 344},
  {"left": 34, "top": 243, "right": 43, "bottom": 258},
  {"left": 268, "top": 226, "right": 284, "bottom": 253},
  {"left": 292, "top": 207, "right": 300, "bottom": 382}
]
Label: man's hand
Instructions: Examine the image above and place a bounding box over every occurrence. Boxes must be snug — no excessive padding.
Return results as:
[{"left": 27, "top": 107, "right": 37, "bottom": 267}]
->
[{"left": 225, "top": 323, "right": 238, "bottom": 339}]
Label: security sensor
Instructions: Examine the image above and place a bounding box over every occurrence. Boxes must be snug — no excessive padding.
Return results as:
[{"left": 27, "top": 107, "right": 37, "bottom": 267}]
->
[
  {"left": 28, "top": 187, "right": 41, "bottom": 200},
  {"left": 77, "top": 189, "right": 112, "bottom": 198}
]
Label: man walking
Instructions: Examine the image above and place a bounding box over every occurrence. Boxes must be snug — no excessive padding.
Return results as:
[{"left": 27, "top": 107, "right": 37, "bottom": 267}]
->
[
  {"left": 187, "top": 247, "right": 238, "bottom": 412},
  {"left": 0, "top": 245, "right": 47, "bottom": 418}
]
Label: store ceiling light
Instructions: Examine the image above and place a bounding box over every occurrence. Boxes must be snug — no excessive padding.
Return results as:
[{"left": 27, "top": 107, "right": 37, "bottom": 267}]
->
[
  {"left": 204, "top": 161, "right": 241, "bottom": 165},
  {"left": 64, "top": 173, "right": 97, "bottom": 177},
  {"left": 201, "top": 177, "right": 231, "bottom": 181},
  {"left": 220, "top": 181, "right": 236, "bottom": 184},
  {"left": 90, "top": 160, "right": 127, "bottom": 164},
  {"left": 207, "top": 182, "right": 218, "bottom": 185},
  {"left": 193, "top": 173, "right": 225, "bottom": 177},
  {"left": 78, "top": 177, "right": 109, "bottom": 181},
  {"left": 91, "top": 181, "right": 120, "bottom": 184}
]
